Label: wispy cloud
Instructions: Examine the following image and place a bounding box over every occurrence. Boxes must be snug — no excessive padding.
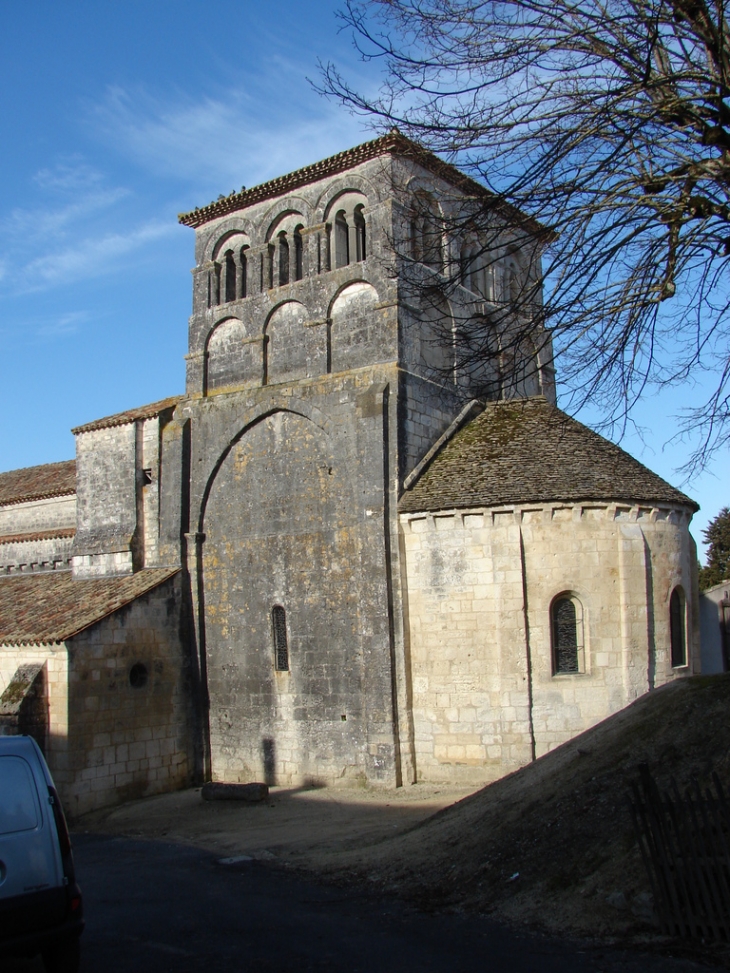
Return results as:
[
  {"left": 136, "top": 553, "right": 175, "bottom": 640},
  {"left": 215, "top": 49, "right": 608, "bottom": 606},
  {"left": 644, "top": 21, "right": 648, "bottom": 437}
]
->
[
  {"left": 0, "top": 186, "right": 130, "bottom": 247},
  {"left": 87, "top": 74, "right": 372, "bottom": 196},
  {"left": 0, "top": 157, "right": 172, "bottom": 296},
  {"left": 20, "top": 220, "right": 176, "bottom": 291},
  {"left": 36, "top": 310, "right": 89, "bottom": 338},
  {"left": 33, "top": 160, "right": 104, "bottom": 193}
]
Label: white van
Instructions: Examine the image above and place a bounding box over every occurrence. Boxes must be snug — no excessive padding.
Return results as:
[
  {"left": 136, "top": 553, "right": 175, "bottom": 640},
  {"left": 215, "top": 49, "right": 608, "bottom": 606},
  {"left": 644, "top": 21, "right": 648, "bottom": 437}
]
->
[{"left": 0, "top": 736, "right": 83, "bottom": 972}]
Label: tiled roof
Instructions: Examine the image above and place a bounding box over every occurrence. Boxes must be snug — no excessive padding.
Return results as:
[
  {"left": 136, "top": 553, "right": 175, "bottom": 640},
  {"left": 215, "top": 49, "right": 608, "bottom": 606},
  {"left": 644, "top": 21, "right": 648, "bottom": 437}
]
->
[
  {"left": 72, "top": 396, "right": 181, "bottom": 435},
  {"left": 0, "top": 568, "right": 179, "bottom": 645},
  {"left": 0, "top": 527, "right": 75, "bottom": 546},
  {"left": 400, "top": 397, "right": 697, "bottom": 514},
  {"left": 0, "top": 461, "right": 76, "bottom": 506},
  {"left": 178, "top": 131, "right": 548, "bottom": 236}
]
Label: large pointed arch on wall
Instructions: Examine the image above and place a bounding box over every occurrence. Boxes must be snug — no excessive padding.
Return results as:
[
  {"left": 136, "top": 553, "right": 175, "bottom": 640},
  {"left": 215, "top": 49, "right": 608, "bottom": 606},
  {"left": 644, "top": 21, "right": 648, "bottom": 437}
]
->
[
  {"left": 196, "top": 404, "right": 373, "bottom": 786},
  {"left": 197, "top": 403, "right": 332, "bottom": 535}
]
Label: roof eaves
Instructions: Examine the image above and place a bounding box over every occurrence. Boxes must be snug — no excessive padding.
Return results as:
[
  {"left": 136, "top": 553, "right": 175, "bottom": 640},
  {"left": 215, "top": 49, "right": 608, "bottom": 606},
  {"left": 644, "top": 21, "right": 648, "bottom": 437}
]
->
[
  {"left": 72, "top": 396, "right": 181, "bottom": 435},
  {"left": 0, "top": 567, "right": 181, "bottom": 647},
  {"left": 1, "top": 489, "right": 76, "bottom": 507},
  {"left": 0, "top": 527, "right": 75, "bottom": 545},
  {"left": 177, "top": 131, "right": 552, "bottom": 239}
]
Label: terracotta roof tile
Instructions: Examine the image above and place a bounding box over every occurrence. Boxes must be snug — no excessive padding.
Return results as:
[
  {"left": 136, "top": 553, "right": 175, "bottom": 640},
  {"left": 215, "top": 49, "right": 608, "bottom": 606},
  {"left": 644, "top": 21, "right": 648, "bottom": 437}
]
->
[
  {"left": 0, "top": 527, "right": 75, "bottom": 546},
  {"left": 0, "top": 461, "right": 76, "bottom": 506},
  {"left": 400, "top": 397, "right": 697, "bottom": 514},
  {"left": 72, "top": 396, "right": 181, "bottom": 435},
  {"left": 178, "top": 132, "right": 548, "bottom": 237},
  {"left": 0, "top": 568, "right": 179, "bottom": 645}
]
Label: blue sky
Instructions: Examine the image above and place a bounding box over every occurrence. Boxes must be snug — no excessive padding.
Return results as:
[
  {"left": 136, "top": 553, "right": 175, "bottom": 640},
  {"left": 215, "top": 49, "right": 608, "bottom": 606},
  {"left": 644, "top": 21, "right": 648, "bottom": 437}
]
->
[{"left": 0, "top": 1, "right": 726, "bottom": 557}]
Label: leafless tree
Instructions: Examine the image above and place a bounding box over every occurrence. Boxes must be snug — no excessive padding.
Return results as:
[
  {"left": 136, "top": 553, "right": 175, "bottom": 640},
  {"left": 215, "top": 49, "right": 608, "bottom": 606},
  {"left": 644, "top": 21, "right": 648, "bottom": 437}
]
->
[{"left": 319, "top": 0, "right": 730, "bottom": 471}]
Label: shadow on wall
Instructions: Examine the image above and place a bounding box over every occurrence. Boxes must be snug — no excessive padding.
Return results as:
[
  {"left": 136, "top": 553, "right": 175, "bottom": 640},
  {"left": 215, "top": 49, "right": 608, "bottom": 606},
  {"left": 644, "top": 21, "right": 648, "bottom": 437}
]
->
[
  {"left": 262, "top": 736, "right": 276, "bottom": 785},
  {"left": 0, "top": 664, "right": 47, "bottom": 754}
]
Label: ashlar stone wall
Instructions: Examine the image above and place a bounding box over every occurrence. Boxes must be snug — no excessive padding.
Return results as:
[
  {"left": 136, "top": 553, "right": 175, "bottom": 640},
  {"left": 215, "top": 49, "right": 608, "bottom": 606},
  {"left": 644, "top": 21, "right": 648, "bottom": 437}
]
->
[
  {"left": 185, "top": 367, "right": 400, "bottom": 787},
  {"left": 0, "top": 644, "right": 68, "bottom": 756},
  {"left": 400, "top": 501, "right": 699, "bottom": 785},
  {"left": 0, "top": 494, "right": 76, "bottom": 573},
  {"left": 73, "top": 413, "right": 174, "bottom": 579},
  {"left": 52, "top": 574, "right": 194, "bottom": 818}
]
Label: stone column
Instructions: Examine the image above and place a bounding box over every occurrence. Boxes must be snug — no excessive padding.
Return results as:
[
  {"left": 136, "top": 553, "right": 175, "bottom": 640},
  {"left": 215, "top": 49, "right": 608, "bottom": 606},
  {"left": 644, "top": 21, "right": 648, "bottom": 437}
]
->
[
  {"left": 234, "top": 251, "right": 246, "bottom": 300},
  {"left": 246, "top": 245, "right": 269, "bottom": 295},
  {"left": 348, "top": 220, "right": 358, "bottom": 267},
  {"left": 219, "top": 255, "right": 231, "bottom": 304},
  {"left": 184, "top": 530, "right": 210, "bottom": 781},
  {"left": 300, "top": 223, "right": 325, "bottom": 277}
]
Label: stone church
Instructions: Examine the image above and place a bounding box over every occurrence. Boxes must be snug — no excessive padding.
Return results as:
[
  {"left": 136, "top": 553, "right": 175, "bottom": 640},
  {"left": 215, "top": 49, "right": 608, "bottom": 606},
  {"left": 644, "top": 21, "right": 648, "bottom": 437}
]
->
[{"left": 0, "top": 132, "right": 699, "bottom": 817}]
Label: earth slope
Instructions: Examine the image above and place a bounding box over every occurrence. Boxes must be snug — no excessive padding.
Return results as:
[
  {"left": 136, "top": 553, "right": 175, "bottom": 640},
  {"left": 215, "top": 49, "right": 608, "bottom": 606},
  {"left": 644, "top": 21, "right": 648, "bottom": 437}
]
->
[{"left": 318, "top": 675, "right": 730, "bottom": 944}]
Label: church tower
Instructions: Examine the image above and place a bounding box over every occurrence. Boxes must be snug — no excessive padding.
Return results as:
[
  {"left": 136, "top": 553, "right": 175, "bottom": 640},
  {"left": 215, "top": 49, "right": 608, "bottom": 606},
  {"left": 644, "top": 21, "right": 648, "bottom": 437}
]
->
[{"left": 175, "top": 132, "right": 554, "bottom": 786}]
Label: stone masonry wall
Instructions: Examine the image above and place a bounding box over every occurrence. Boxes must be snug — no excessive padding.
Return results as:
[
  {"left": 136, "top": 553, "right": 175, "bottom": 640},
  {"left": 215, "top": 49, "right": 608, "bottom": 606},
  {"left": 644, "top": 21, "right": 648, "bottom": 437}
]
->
[
  {"left": 0, "top": 495, "right": 76, "bottom": 573},
  {"left": 56, "top": 573, "right": 194, "bottom": 818},
  {"left": 73, "top": 424, "right": 136, "bottom": 577},
  {"left": 184, "top": 366, "right": 400, "bottom": 787},
  {"left": 400, "top": 502, "right": 698, "bottom": 785},
  {"left": 0, "top": 643, "right": 68, "bottom": 763},
  {"left": 0, "top": 494, "right": 76, "bottom": 536},
  {"left": 0, "top": 536, "right": 74, "bottom": 574}
]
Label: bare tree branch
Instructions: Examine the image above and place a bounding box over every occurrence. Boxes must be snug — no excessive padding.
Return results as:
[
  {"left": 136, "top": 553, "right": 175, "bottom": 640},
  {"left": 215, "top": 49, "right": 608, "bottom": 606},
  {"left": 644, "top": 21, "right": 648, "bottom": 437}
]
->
[{"left": 318, "top": 0, "right": 730, "bottom": 472}]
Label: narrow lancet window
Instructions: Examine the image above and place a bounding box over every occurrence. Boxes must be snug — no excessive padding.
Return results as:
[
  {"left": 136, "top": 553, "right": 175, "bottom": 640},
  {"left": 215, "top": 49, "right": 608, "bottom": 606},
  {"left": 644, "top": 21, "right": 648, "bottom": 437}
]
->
[
  {"left": 335, "top": 211, "right": 349, "bottom": 268},
  {"left": 354, "top": 206, "right": 366, "bottom": 261},
  {"left": 670, "top": 587, "right": 687, "bottom": 667},
  {"left": 294, "top": 226, "right": 303, "bottom": 280},
  {"left": 225, "top": 251, "right": 236, "bottom": 302},
  {"left": 239, "top": 246, "right": 248, "bottom": 299},
  {"left": 278, "top": 232, "right": 290, "bottom": 286},
  {"left": 552, "top": 596, "right": 583, "bottom": 674},
  {"left": 210, "top": 263, "right": 221, "bottom": 307},
  {"left": 272, "top": 605, "right": 289, "bottom": 671}
]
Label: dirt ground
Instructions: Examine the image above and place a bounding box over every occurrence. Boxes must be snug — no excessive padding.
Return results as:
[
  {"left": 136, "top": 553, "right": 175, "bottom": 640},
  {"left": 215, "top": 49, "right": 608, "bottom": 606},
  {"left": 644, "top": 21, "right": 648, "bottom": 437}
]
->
[
  {"left": 79, "top": 780, "right": 477, "bottom": 865},
  {"left": 80, "top": 675, "right": 730, "bottom": 968}
]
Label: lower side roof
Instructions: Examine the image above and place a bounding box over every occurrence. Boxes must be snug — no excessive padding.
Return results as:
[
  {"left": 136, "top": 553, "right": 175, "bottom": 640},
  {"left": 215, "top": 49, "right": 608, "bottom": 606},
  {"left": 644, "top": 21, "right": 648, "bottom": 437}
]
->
[{"left": 0, "top": 567, "right": 179, "bottom": 646}]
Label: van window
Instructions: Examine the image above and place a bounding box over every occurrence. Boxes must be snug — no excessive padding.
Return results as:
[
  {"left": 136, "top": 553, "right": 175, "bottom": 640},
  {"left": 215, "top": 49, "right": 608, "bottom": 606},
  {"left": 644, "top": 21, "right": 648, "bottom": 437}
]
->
[{"left": 0, "top": 756, "right": 40, "bottom": 834}]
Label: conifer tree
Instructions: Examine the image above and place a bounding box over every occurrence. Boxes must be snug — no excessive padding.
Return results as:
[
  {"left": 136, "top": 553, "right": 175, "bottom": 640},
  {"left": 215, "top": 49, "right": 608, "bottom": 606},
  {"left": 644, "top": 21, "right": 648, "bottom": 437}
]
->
[{"left": 699, "top": 507, "right": 730, "bottom": 591}]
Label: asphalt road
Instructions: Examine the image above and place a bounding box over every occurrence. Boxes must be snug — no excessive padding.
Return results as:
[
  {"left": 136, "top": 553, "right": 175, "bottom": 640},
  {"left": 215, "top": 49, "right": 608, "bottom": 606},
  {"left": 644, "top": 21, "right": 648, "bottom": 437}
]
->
[{"left": 4, "top": 833, "right": 723, "bottom": 973}]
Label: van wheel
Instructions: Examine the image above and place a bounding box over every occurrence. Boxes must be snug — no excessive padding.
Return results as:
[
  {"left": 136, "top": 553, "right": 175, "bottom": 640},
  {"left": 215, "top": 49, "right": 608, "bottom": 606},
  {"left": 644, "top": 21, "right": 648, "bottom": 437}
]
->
[{"left": 42, "top": 937, "right": 81, "bottom": 973}]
